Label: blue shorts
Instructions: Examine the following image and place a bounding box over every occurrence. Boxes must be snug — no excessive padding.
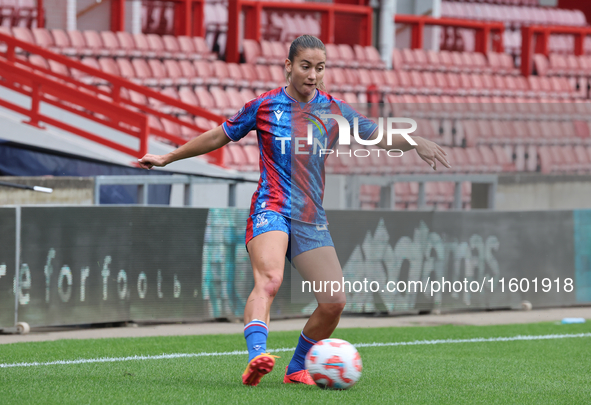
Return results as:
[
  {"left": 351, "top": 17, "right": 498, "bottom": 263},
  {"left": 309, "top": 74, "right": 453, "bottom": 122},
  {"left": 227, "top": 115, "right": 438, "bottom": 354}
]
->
[{"left": 245, "top": 210, "right": 334, "bottom": 261}]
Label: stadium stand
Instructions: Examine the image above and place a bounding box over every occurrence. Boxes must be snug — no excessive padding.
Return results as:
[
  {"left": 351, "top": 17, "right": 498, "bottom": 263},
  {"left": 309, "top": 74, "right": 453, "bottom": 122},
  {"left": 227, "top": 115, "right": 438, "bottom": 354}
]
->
[
  {"left": 440, "top": 1, "right": 588, "bottom": 55},
  {"left": 2, "top": 0, "right": 591, "bottom": 210},
  {"left": 0, "top": 0, "right": 37, "bottom": 29}
]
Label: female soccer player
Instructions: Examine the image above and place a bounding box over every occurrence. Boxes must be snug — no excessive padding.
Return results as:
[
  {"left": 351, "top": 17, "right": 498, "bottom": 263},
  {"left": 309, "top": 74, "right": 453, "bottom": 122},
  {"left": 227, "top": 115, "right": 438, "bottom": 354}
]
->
[{"left": 138, "top": 35, "right": 450, "bottom": 387}]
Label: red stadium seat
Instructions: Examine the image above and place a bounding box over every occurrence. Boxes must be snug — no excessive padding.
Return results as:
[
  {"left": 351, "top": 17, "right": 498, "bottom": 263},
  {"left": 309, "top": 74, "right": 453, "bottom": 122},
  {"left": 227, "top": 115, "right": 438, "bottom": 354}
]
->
[
  {"left": 163, "top": 59, "right": 189, "bottom": 86},
  {"left": 254, "top": 65, "right": 277, "bottom": 90},
  {"left": 31, "top": 28, "right": 59, "bottom": 53},
  {"left": 132, "top": 33, "right": 156, "bottom": 58},
  {"left": 67, "top": 30, "right": 93, "bottom": 56},
  {"left": 131, "top": 58, "right": 158, "bottom": 86},
  {"left": 243, "top": 39, "right": 261, "bottom": 64},
  {"left": 574, "top": 121, "right": 591, "bottom": 139},
  {"left": 257, "top": 40, "right": 275, "bottom": 65},
  {"left": 574, "top": 145, "right": 591, "bottom": 172},
  {"left": 70, "top": 57, "right": 102, "bottom": 85},
  {"left": 192, "top": 36, "right": 216, "bottom": 60},
  {"left": 99, "top": 30, "right": 126, "bottom": 57},
  {"left": 240, "top": 63, "right": 264, "bottom": 89},
  {"left": 239, "top": 88, "right": 257, "bottom": 103},
  {"left": 325, "top": 43, "right": 343, "bottom": 68},
  {"left": 28, "top": 54, "right": 48, "bottom": 70},
  {"left": 194, "top": 60, "right": 219, "bottom": 86},
  {"left": 477, "top": 145, "right": 502, "bottom": 172},
  {"left": 225, "top": 143, "right": 249, "bottom": 170},
  {"left": 12, "top": 26, "right": 33, "bottom": 44},
  {"left": 176, "top": 60, "right": 203, "bottom": 86},
  {"left": 116, "top": 58, "right": 139, "bottom": 82},
  {"left": 271, "top": 41, "right": 287, "bottom": 62},
  {"left": 211, "top": 60, "right": 235, "bottom": 87},
  {"left": 195, "top": 87, "right": 221, "bottom": 115},
  {"left": 178, "top": 86, "right": 199, "bottom": 107},
  {"left": 82, "top": 30, "right": 109, "bottom": 57},
  {"left": 146, "top": 34, "right": 170, "bottom": 58},
  {"left": 161, "top": 118, "right": 182, "bottom": 139},
  {"left": 491, "top": 145, "right": 515, "bottom": 171},
  {"left": 97, "top": 57, "right": 120, "bottom": 76},
  {"left": 156, "top": 93, "right": 181, "bottom": 114},
  {"left": 48, "top": 29, "right": 75, "bottom": 56},
  {"left": 224, "top": 87, "right": 247, "bottom": 110},
  {"left": 353, "top": 44, "right": 370, "bottom": 69},
  {"left": 162, "top": 35, "right": 186, "bottom": 59},
  {"left": 370, "top": 49, "right": 391, "bottom": 72},
  {"left": 209, "top": 87, "right": 236, "bottom": 116},
  {"left": 115, "top": 31, "right": 142, "bottom": 58},
  {"left": 176, "top": 36, "right": 201, "bottom": 60},
  {"left": 268, "top": 65, "right": 285, "bottom": 87},
  {"left": 177, "top": 115, "right": 198, "bottom": 139},
  {"left": 227, "top": 62, "right": 250, "bottom": 88},
  {"left": 148, "top": 59, "right": 173, "bottom": 86},
  {"left": 338, "top": 44, "right": 358, "bottom": 69}
]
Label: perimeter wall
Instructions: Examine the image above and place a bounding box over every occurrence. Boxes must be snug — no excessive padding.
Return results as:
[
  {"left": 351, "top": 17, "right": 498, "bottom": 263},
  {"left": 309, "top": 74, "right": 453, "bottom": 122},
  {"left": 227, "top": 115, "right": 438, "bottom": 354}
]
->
[{"left": 0, "top": 207, "right": 589, "bottom": 328}]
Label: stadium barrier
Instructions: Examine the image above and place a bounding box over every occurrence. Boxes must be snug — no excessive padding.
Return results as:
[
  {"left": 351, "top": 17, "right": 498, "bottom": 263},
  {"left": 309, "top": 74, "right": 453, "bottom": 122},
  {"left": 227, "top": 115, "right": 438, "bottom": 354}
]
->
[
  {"left": 225, "top": 0, "right": 373, "bottom": 63},
  {"left": 393, "top": 15, "right": 505, "bottom": 54},
  {"left": 0, "top": 206, "right": 589, "bottom": 330},
  {"left": 110, "top": 0, "right": 205, "bottom": 36},
  {"left": 521, "top": 24, "right": 591, "bottom": 76},
  {"left": 93, "top": 174, "right": 251, "bottom": 207},
  {"left": 0, "top": 30, "right": 225, "bottom": 163}
]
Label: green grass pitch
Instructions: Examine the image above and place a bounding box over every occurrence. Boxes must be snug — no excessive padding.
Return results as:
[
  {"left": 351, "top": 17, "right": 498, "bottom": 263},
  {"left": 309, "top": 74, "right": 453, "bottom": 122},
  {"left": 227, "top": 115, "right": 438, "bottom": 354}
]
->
[{"left": 0, "top": 322, "right": 589, "bottom": 404}]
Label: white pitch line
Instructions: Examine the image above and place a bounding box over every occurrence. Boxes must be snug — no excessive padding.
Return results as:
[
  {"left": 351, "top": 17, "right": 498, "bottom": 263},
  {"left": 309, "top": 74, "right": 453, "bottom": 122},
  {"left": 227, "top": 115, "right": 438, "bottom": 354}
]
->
[{"left": 1, "top": 332, "right": 589, "bottom": 369}]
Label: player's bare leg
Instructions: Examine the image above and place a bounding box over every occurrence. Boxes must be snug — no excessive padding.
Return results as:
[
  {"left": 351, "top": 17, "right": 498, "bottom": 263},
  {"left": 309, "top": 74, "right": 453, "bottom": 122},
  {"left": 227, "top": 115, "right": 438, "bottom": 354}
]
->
[
  {"left": 284, "top": 246, "right": 345, "bottom": 384},
  {"left": 294, "top": 246, "right": 346, "bottom": 339},
  {"left": 242, "top": 231, "right": 288, "bottom": 386}
]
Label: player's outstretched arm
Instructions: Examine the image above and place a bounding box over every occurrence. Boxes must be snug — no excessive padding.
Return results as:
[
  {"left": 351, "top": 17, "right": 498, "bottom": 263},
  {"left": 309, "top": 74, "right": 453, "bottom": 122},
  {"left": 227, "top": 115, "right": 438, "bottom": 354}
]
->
[
  {"left": 137, "top": 125, "right": 230, "bottom": 169},
  {"left": 371, "top": 130, "right": 451, "bottom": 171}
]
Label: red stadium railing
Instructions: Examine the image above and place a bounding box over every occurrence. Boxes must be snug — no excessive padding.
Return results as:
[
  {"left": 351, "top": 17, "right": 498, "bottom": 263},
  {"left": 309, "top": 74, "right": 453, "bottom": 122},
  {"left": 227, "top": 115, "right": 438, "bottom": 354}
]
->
[
  {"left": 226, "top": 0, "right": 373, "bottom": 63},
  {"left": 394, "top": 15, "right": 505, "bottom": 54},
  {"left": 521, "top": 25, "right": 591, "bottom": 76},
  {"left": 0, "top": 31, "right": 225, "bottom": 163},
  {"left": 0, "top": 56, "right": 150, "bottom": 158},
  {"left": 0, "top": 0, "right": 43, "bottom": 29}
]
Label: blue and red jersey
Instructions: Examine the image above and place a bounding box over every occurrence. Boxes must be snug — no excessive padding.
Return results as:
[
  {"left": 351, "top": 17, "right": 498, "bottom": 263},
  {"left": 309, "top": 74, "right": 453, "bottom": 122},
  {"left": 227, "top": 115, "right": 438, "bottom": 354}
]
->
[{"left": 222, "top": 87, "right": 377, "bottom": 225}]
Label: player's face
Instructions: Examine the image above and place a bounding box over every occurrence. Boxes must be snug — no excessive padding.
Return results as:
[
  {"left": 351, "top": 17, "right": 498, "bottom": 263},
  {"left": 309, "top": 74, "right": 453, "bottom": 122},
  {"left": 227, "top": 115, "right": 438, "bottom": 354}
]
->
[{"left": 286, "top": 48, "right": 326, "bottom": 102}]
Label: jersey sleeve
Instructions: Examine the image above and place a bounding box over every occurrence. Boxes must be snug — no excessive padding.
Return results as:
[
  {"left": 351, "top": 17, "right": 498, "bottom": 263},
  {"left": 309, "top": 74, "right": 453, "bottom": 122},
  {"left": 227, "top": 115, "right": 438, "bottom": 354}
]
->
[
  {"left": 337, "top": 101, "right": 378, "bottom": 141},
  {"left": 222, "top": 98, "right": 262, "bottom": 142}
]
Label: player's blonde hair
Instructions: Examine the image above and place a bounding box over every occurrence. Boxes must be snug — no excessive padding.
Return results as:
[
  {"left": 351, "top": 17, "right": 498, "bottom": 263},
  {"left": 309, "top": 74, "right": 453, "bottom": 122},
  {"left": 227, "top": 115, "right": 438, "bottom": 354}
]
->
[{"left": 286, "top": 35, "right": 326, "bottom": 91}]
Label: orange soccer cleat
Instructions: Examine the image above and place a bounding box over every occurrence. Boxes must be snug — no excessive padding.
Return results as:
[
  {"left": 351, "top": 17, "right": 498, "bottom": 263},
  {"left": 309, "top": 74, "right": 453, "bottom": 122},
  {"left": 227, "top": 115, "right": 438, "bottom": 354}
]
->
[
  {"left": 242, "top": 353, "right": 279, "bottom": 386},
  {"left": 283, "top": 366, "right": 316, "bottom": 385}
]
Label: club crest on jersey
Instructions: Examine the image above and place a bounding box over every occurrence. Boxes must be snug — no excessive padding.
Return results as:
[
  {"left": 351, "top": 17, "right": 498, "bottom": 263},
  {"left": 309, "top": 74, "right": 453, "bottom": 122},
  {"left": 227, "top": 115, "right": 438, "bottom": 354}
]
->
[
  {"left": 274, "top": 110, "right": 284, "bottom": 120},
  {"left": 255, "top": 213, "right": 268, "bottom": 228}
]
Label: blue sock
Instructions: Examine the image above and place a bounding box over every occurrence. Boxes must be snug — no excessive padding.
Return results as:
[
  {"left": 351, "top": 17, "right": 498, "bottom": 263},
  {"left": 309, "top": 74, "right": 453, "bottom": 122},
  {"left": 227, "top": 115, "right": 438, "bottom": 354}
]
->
[
  {"left": 244, "top": 320, "right": 268, "bottom": 362},
  {"left": 287, "top": 331, "right": 317, "bottom": 374}
]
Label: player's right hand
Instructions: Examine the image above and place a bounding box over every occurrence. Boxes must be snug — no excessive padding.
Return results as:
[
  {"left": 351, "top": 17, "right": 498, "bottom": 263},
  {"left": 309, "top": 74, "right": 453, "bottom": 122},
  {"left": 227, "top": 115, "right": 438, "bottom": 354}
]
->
[{"left": 137, "top": 154, "right": 167, "bottom": 169}]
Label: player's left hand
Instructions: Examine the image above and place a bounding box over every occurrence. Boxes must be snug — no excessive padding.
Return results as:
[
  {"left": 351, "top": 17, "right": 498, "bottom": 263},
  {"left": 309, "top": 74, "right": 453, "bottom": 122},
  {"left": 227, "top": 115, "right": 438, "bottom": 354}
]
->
[
  {"left": 413, "top": 137, "right": 451, "bottom": 171},
  {"left": 137, "top": 154, "right": 168, "bottom": 169}
]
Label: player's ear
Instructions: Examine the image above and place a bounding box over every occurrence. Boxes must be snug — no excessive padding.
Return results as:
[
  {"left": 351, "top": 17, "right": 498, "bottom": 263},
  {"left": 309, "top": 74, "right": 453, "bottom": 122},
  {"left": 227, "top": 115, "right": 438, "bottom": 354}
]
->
[{"left": 285, "top": 58, "right": 292, "bottom": 73}]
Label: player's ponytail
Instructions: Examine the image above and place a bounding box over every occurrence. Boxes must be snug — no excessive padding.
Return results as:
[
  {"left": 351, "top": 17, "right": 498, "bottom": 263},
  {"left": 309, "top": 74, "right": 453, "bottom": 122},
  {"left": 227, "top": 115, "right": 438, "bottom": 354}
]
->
[{"left": 286, "top": 35, "right": 326, "bottom": 91}]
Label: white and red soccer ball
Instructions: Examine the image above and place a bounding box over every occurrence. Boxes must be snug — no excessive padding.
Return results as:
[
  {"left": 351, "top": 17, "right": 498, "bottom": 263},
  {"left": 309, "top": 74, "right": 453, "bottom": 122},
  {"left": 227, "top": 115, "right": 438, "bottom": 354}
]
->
[{"left": 305, "top": 338, "right": 362, "bottom": 390}]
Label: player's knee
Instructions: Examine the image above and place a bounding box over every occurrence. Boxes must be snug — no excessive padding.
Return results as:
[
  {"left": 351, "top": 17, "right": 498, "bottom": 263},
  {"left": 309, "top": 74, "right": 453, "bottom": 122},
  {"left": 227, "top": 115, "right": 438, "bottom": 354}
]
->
[
  {"left": 260, "top": 273, "right": 283, "bottom": 298},
  {"left": 318, "top": 301, "right": 346, "bottom": 318}
]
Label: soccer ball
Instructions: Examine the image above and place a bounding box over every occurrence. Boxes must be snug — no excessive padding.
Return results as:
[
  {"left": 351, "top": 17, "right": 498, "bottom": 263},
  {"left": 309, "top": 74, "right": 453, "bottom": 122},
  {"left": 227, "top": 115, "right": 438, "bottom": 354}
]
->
[{"left": 305, "top": 338, "right": 362, "bottom": 390}]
